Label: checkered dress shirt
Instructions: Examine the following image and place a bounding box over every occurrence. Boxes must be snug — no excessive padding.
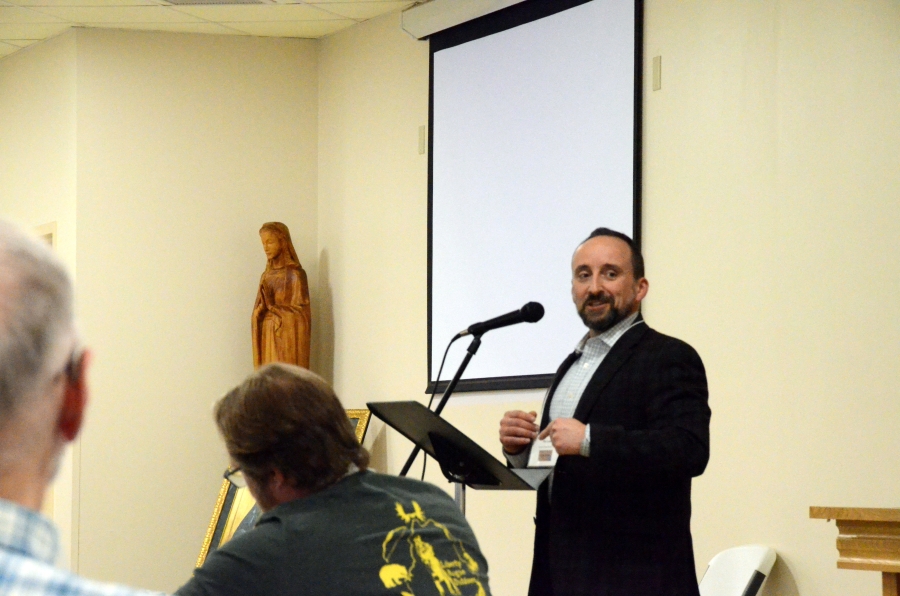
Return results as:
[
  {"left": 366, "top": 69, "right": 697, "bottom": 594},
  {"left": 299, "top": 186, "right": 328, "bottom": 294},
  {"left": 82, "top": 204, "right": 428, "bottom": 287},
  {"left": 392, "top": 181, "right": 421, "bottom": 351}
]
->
[
  {"left": 0, "top": 498, "right": 164, "bottom": 596},
  {"left": 549, "top": 312, "right": 642, "bottom": 456},
  {"left": 507, "top": 312, "right": 642, "bottom": 468}
]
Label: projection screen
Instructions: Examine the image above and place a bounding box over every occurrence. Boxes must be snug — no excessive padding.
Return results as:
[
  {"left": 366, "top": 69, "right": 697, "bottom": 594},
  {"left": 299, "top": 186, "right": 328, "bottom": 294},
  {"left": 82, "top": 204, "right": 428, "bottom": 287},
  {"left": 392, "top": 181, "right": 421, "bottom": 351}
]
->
[{"left": 428, "top": 0, "right": 642, "bottom": 392}]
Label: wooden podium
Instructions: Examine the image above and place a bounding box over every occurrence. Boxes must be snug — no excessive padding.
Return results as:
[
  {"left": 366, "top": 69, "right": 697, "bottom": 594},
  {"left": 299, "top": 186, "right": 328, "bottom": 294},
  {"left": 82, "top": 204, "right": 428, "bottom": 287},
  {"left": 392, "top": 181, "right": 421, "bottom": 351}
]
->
[{"left": 810, "top": 507, "right": 900, "bottom": 596}]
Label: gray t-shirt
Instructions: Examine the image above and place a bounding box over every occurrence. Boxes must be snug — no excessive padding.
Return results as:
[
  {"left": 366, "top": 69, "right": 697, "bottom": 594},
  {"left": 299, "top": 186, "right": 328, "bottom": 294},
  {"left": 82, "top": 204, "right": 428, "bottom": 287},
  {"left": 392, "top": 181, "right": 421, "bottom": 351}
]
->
[{"left": 177, "top": 471, "right": 491, "bottom": 596}]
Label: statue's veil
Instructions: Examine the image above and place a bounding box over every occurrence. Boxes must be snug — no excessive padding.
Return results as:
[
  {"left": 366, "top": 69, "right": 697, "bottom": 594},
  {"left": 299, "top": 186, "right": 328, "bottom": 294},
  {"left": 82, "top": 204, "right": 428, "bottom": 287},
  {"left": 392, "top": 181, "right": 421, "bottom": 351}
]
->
[{"left": 260, "top": 222, "right": 301, "bottom": 270}]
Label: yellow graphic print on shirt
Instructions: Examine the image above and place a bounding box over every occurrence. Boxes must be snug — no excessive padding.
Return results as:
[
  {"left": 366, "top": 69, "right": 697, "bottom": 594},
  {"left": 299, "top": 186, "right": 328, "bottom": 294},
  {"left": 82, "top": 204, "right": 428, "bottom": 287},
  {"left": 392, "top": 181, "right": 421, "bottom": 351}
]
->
[{"left": 379, "top": 501, "right": 486, "bottom": 596}]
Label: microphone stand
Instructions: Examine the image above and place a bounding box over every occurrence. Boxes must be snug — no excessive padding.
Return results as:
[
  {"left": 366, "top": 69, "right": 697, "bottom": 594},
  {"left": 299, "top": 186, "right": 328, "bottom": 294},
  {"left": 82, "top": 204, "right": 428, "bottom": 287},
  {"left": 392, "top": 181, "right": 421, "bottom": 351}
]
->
[{"left": 399, "top": 334, "right": 482, "bottom": 512}]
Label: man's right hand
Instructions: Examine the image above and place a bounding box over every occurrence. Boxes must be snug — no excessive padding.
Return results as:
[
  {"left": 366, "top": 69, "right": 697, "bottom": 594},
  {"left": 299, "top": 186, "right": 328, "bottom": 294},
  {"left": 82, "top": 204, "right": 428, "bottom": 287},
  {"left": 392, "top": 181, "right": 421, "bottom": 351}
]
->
[{"left": 499, "top": 410, "right": 539, "bottom": 455}]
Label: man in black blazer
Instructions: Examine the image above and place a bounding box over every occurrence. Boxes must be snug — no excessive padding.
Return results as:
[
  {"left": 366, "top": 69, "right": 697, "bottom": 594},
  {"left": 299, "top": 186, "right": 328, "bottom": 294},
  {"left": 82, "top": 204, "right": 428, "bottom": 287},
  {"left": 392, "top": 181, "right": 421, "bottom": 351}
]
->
[{"left": 500, "top": 228, "right": 710, "bottom": 596}]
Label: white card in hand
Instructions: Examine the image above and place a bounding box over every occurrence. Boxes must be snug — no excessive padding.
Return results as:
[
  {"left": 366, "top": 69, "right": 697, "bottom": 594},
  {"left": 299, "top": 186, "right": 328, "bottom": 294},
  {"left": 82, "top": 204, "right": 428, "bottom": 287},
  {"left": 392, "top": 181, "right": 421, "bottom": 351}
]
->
[{"left": 527, "top": 436, "right": 558, "bottom": 468}]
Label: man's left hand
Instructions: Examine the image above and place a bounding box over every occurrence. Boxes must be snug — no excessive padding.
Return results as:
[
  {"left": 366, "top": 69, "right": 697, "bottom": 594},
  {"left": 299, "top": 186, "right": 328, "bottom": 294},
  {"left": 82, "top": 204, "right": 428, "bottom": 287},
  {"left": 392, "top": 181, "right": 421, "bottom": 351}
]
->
[{"left": 538, "top": 418, "right": 586, "bottom": 456}]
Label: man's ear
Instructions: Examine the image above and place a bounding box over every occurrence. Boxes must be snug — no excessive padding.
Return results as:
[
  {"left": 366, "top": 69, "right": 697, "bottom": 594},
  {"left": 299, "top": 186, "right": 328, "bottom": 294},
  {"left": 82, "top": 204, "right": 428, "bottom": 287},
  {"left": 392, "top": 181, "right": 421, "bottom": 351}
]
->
[
  {"left": 268, "top": 468, "right": 310, "bottom": 504},
  {"left": 269, "top": 469, "right": 289, "bottom": 492},
  {"left": 59, "top": 350, "right": 90, "bottom": 442},
  {"left": 635, "top": 278, "right": 649, "bottom": 303}
]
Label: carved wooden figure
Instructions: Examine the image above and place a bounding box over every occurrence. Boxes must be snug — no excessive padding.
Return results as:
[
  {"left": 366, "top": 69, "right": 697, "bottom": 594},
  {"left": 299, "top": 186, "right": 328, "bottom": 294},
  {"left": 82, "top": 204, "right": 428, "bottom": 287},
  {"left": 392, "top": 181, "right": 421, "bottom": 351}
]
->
[{"left": 251, "top": 222, "right": 311, "bottom": 369}]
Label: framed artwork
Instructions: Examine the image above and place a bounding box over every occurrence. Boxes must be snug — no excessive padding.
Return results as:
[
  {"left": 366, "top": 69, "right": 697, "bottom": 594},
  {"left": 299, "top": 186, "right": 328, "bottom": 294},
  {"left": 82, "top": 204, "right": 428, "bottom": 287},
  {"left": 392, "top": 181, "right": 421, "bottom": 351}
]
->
[
  {"left": 35, "top": 222, "right": 57, "bottom": 248},
  {"left": 195, "top": 408, "right": 373, "bottom": 567},
  {"left": 345, "top": 409, "right": 372, "bottom": 444},
  {"left": 36, "top": 222, "right": 57, "bottom": 522}
]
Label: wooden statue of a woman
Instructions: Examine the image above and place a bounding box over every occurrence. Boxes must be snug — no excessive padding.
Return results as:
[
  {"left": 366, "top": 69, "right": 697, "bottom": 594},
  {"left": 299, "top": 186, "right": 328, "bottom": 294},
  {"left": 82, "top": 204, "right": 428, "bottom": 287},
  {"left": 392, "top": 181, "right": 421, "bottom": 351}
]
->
[{"left": 252, "top": 222, "right": 311, "bottom": 369}]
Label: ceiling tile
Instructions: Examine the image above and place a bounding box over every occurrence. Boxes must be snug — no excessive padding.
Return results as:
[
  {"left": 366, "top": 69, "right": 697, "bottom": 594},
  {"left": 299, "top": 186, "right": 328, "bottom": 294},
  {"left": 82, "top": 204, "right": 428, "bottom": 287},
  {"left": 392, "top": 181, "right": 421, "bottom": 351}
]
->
[
  {"left": 82, "top": 20, "right": 243, "bottom": 33},
  {"left": 304, "top": 0, "right": 411, "bottom": 3},
  {"left": 0, "top": 21, "right": 68, "bottom": 35},
  {"left": 0, "top": 0, "right": 388, "bottom": 61},
  {"left": 224, "top": 18, "right": 352, "bottom": 37},
  {"left": 0, "top": 40, "right": 20, "bottom": 54},
  {"left": 309, "top": 1, "right": 411, "bottom": 21},
  {"left": 32, "top": 5, "right": 203, "bottom": 22},
  {"left": 170, "top": 3, "right": 333, "bottom": 22},
  {"left": 10, "top": 0, "right": 160, "bottom": 7},
  {"left": 0, "top": 36, "right": 38, "bottom": 44},
  {"left": 0, "top": 5, "right": 69, "bottom": 22}
]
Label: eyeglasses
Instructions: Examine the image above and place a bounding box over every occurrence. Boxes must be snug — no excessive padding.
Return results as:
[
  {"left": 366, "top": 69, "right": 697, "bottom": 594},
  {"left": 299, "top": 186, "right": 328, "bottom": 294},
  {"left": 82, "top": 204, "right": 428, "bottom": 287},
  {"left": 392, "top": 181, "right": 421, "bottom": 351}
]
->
[
  {"left": 64, "top": 348, "right": 84, "bottom": 382},
  {"left": 223, "top": 466, "right": 247, "bottom": 488},
  {"left": 51, "top": 346, "right": 84, "bottom": 385}
]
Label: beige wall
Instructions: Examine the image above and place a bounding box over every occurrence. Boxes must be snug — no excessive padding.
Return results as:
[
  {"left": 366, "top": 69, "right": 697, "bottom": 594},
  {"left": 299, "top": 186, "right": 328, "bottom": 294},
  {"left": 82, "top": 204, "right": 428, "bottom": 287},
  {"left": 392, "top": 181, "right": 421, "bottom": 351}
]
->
[
  {"left": 72, "top": 29, "right": 317, "bottom": 590},
  {"left": 320, "top": 3, "right": 900, "bottom": 596},
  {"left": 0, "top": 30, "right": 76, "bottom": 269},
  {"left": 642, "top": 2, "right": 900, "bottom": 594},
  {"left": 316, "top": 12, "right": 429, "bottom": 399},
  {"left": 0, "top": 30, "right": 80, "bottom": 567},
  {"left": 316, "top": 16, "right": 538, "bottom": 595},
  {"left": 0, "top": 28, "right": 318, "bottom": 590},
  {"left": 1, "top": 1, "right": 899, "bottom": 595}
]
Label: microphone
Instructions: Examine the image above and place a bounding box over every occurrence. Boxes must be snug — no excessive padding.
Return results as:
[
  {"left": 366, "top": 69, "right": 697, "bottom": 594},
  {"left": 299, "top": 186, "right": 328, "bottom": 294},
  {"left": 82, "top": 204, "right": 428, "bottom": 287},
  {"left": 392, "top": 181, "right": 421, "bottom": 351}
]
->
[{"left": 458, "top": 302, "right": 545, "bottom": 338}]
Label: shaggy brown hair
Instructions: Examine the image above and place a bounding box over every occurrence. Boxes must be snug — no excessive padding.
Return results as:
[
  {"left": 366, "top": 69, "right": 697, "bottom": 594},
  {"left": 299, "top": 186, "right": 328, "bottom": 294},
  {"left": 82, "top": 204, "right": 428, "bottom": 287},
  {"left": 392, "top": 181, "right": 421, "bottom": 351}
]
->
[{"left": 215, "top": 363, "right": 369, "bottom": 492}]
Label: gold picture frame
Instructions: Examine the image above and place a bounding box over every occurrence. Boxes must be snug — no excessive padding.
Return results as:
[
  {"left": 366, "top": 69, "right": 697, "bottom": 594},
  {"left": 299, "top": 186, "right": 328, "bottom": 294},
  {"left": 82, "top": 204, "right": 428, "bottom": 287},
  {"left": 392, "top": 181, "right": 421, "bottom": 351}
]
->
[
  {"left": 35, "top": 222, "right": 57, "bottom": 248},
  {"left": 195, "top": 408, "right": 373, "bottom": 567},
  {"left": 345, "top": 409, "right": 372, "bottom": 445}
]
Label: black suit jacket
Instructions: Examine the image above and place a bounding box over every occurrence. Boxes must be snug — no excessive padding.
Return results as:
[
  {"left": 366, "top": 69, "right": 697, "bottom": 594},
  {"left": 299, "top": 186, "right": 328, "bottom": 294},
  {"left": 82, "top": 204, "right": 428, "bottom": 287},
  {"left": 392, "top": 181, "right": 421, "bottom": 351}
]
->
[{"left": 529, "top": 317, "right": 710, "bottom": 596}]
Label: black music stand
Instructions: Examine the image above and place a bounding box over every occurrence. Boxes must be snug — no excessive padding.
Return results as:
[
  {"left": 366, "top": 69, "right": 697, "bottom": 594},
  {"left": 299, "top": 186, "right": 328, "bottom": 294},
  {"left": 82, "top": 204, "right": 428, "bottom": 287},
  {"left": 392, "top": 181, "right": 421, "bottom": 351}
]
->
[{"left": 367, "top": 401, "right": 550, "bottom": 513}]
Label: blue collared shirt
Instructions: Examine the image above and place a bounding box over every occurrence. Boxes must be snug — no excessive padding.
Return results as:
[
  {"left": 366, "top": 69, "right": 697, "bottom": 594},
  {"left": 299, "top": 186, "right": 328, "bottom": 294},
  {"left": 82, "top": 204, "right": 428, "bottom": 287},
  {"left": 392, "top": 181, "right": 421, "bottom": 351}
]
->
[{"left": 0, "top": 498, "right": 164, "bottom": 596}]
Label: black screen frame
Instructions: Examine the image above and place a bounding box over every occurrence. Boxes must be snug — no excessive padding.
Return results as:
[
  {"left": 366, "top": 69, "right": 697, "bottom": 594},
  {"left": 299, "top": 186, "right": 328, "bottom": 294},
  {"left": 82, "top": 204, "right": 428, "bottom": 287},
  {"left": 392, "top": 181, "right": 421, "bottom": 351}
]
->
[{"left": 426, "top": 0, "right": 644, "bottom": 394}]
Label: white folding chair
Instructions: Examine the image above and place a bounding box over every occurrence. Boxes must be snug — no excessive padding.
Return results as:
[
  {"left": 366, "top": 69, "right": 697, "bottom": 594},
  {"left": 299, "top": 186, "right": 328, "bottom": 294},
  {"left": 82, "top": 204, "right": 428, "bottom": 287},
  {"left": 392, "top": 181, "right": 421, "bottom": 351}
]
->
[{"left": 698, "top": 545, "right": 777, "bottom": 596}]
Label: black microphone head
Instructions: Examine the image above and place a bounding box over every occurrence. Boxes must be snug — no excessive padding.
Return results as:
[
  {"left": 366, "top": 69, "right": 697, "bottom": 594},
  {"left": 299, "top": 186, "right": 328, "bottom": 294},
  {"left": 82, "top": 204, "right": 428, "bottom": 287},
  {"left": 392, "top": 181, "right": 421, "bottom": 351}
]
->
[{"left": 520, "top": 302, "right": 544, "bottom": 323}]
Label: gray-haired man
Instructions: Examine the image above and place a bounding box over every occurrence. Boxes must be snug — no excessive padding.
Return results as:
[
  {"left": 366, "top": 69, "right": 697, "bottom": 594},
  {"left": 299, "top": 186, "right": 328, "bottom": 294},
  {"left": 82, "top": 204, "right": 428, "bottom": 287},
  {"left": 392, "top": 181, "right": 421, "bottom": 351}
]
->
[{"left": 0, "top": 219, "right": 162, "bottom": 596}]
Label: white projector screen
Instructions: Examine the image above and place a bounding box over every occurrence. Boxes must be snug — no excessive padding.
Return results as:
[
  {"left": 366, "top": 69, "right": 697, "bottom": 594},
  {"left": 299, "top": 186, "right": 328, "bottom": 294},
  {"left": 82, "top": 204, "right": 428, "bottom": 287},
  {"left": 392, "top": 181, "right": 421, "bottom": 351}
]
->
[{"left": 429, "top": 0, "right": 642, "bottom": 392}]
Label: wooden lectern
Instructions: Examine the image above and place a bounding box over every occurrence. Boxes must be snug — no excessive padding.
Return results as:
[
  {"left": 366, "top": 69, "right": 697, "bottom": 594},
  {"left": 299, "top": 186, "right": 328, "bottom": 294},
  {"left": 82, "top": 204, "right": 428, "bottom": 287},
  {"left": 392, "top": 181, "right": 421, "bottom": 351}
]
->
[{"left": 810, "top": 507, "right": 900, "bottom": 596}]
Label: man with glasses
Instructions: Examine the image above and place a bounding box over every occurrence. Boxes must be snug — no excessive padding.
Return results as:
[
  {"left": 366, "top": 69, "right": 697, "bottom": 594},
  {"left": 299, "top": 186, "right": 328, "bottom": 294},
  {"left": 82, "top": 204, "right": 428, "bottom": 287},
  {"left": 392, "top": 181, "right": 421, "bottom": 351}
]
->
[
  {"left": 177, "top": 363, "right": 491, "bottom": 596},
  {"left": 0, "top": 219, "right": 163, "bottom": 596}
]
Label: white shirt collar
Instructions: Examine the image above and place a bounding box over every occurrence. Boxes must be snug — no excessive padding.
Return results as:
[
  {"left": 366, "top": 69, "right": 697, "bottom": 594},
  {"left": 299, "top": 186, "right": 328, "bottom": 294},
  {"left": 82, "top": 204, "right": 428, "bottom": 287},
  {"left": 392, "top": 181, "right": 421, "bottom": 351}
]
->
[{"left": 575, "top": 311, "right": 642, "bottom": 353}]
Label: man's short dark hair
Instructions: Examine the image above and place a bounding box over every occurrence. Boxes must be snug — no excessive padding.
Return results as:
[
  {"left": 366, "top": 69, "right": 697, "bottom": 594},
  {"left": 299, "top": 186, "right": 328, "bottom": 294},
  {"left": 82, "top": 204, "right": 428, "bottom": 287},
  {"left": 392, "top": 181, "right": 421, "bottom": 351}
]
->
[
  {"left": 215, "top": 363, "right": 369, "bottom": 492},
  {"left": 583, "top": 227, "right": 644, "bottom": 279}
]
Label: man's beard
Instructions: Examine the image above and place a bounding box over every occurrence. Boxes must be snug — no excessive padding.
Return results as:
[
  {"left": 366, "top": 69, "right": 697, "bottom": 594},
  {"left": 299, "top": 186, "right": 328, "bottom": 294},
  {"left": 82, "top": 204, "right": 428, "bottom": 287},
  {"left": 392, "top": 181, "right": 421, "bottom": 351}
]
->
[{"left": 578, "top": 294, "right": 629, "bottom": 334}]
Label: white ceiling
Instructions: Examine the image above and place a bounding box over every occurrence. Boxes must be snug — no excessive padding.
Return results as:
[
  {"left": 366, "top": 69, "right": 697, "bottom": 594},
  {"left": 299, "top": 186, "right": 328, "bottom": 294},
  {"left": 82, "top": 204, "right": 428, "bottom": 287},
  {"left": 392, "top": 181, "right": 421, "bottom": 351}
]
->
[{"left": 0, "top": 0, "right": 417, "bottom": 59}]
